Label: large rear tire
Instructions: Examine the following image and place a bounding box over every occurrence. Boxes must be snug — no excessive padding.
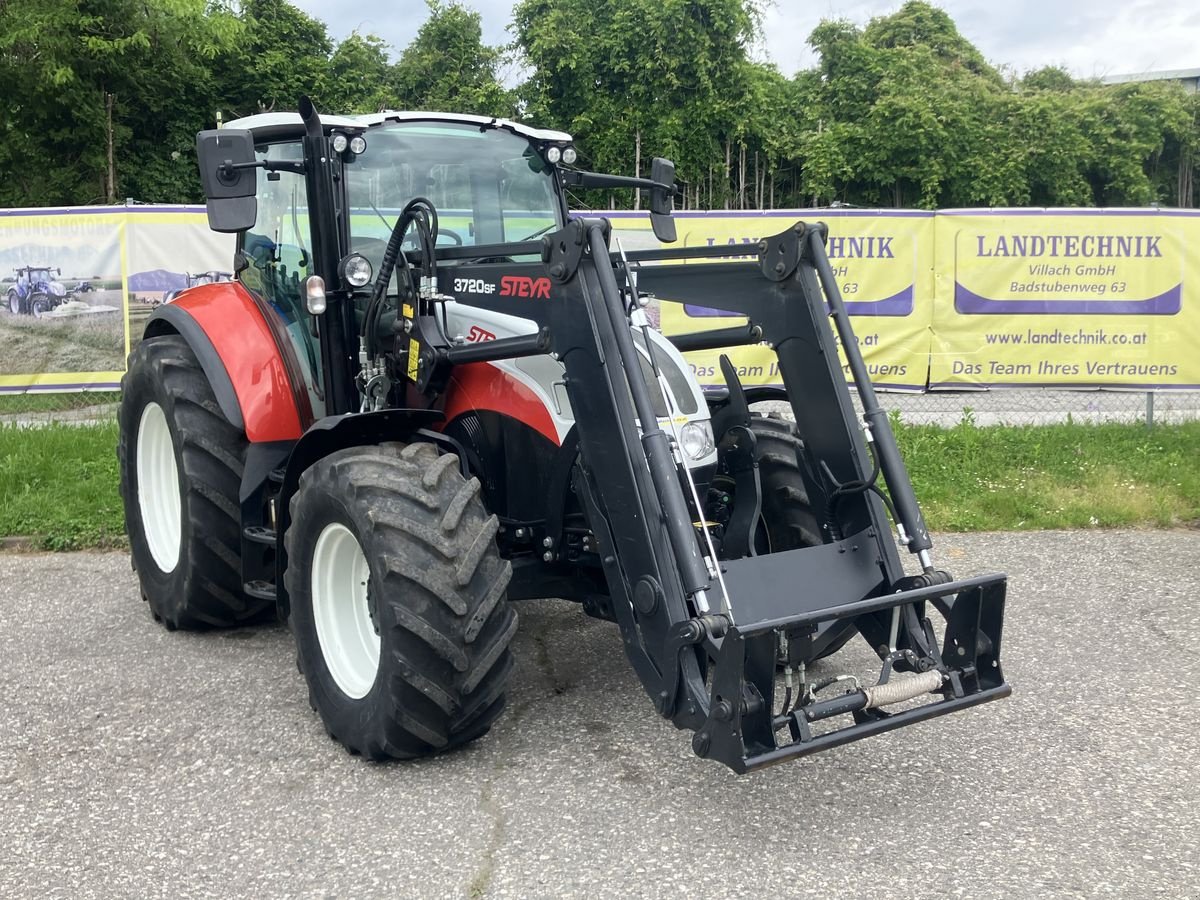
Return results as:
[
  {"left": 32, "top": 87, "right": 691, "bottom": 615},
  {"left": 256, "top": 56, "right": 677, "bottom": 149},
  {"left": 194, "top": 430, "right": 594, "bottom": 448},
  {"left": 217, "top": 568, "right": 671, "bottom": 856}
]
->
[
  {"left": 118, "top": 334, "right": 272, "bottom": 629},
  {"left": 285, "top": 442, "right": 517, "bottom": 760}
]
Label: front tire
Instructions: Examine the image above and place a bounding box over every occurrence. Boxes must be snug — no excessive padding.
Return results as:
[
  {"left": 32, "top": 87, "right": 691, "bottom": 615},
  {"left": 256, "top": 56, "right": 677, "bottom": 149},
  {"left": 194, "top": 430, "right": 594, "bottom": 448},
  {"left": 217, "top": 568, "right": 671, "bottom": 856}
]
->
[
  {"left": 750, "top": 414, "right": 855, "bottom": 661},
  {"left": 7, "top": 291, "right": 21, "bottom": 315},
  {"left": 118, "top": 334, "right": 271, "bottom": 629},
  {"left": 750, "top": 414, "right": 824, "bottom": 552},
  {"left": 285, "top": 442, "right": 517, "bottom": 760}
]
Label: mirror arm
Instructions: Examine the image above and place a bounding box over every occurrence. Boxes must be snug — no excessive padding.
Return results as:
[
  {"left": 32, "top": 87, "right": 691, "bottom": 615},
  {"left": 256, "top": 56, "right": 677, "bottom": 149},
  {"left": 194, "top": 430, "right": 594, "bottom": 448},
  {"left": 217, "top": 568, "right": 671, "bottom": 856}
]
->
[
  {"left": 217, "top": 159, "right": 305, "bottom": 180},
  {"left": 560, "top": 169, "right": 681, "bottom": 198}
]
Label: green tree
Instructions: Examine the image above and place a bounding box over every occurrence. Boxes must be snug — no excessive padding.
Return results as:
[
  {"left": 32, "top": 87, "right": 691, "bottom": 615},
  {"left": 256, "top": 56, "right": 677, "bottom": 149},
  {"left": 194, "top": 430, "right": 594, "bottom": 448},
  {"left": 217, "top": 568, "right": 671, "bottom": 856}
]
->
[
  {"left": 325, "top": 32, "right": 394, "bottom": 113},
  {"left": 212, "top": 0, "right": 332, "bottom": 117},
  {"left": 0, "top": 0, "right": 238, "bottom": 205},
  {"left": 513, "top": 0, "right": 762, "bottom": 208},
  {"left": 390, "top": 1, "right": 510, "bottom": 116}
]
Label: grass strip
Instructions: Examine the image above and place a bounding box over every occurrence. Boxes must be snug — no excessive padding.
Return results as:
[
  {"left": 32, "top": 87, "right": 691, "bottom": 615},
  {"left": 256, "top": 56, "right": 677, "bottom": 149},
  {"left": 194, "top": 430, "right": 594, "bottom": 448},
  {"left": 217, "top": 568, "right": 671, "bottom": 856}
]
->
[
  {"left": 0, "top": 418, "right": 1196, "bottom": 551},
  {"left": 896, "top": 417, "right": 1200, "bottom": 530},
  {"left": 0, "top": 422, "right": 125, "bottom": 550}
]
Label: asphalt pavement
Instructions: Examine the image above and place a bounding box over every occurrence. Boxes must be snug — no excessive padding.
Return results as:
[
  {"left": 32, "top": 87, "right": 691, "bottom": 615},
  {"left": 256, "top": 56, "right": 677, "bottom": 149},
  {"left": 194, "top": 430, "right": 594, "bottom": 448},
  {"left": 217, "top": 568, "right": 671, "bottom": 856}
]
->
[{"left": 1, "top": 530, "right": 1197, "bottom": 899}]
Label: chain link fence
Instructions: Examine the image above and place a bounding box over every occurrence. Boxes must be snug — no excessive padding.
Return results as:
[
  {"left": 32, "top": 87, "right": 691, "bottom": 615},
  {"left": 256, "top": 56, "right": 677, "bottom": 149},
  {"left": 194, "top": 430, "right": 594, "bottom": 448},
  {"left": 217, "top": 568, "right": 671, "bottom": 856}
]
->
[
  {"left": 867, "top": 388, "right": 1200, "bottom": 427},
  {"left": 3, "top": 388, "right": 1199, "bottom": 429}
]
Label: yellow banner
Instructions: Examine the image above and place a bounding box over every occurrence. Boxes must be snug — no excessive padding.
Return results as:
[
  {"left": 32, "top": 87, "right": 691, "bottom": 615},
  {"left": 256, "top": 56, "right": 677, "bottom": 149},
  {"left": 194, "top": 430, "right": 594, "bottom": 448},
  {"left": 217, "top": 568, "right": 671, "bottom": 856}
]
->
[
  {"left": 931, "top": 211, "right": 1200, "bottom": 387},
  {"left": 612, "top": 211, "right": 935, "bottom": 390}
]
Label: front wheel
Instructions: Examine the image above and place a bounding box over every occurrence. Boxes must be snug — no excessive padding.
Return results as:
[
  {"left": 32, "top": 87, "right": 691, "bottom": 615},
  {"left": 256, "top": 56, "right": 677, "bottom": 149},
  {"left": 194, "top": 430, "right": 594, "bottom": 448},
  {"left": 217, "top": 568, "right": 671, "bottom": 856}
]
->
[
  {"left": 30, "top": 293, "right": 52, "bottom": 318},
  {"left": 285, "top": 442, "right": 517, "bottom": 759},
  {"left": 7, "top": 291, "right": 21, "bottom": 315}
]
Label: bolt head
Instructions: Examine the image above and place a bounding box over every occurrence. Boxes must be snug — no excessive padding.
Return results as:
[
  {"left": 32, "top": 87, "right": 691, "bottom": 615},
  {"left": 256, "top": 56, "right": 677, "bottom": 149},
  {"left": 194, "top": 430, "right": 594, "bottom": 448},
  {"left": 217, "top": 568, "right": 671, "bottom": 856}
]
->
[{"left": 542, "top": 550, "right": 554, "bottom": 562}]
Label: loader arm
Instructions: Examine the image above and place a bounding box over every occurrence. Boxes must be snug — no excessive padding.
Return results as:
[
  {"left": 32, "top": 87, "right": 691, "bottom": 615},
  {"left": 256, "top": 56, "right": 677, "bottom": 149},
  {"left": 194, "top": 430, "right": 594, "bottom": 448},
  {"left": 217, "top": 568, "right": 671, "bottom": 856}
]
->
[{"left": 430, "top": 218, "right": 1009, "bottom": 772}]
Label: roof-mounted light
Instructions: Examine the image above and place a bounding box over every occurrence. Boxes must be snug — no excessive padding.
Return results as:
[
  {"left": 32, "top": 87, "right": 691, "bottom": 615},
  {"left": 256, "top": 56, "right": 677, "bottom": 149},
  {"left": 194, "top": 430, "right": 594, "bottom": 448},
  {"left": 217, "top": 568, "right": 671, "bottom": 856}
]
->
[
  {"left": 562, "top": 146, "right": 577, "bottom": 165},
  {"left": 545, "top": 146, "right": 562, "bottom": 164},
  {"left": 331, "top": 133, "right": 349, "bottom": 153}
]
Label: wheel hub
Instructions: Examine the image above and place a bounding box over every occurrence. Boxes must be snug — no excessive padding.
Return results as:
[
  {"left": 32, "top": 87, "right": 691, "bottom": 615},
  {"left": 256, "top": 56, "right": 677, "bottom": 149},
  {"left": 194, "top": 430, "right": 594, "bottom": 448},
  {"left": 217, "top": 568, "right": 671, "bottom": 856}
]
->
[
  {"left": 135, "top": 401, "right": 182, "bottom": 572},
  {"left": 311, "top": 523, "right": 380, "bottom": 699}
]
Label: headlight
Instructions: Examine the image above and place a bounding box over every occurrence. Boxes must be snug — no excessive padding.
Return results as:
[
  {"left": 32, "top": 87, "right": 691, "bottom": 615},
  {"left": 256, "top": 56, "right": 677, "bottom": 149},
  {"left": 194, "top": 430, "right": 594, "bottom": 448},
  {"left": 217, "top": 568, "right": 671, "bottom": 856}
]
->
[
  {"left": 331, "top": 133, "right": 349, "bottom": 153},
  {"left": 339, "top": 253, "right": 373, "bottom": 288},
  {"left": 679, "top": 421, "right": 715, "bottom": 461},
  {"left": 349, "top": 136, "right": 367, "bottom": 155},
  {"left": 562, "top": 146, "right": 577, "bottom": 165},
  {"left": 545, "top": 146, "right": 562, "bottom": 164}
]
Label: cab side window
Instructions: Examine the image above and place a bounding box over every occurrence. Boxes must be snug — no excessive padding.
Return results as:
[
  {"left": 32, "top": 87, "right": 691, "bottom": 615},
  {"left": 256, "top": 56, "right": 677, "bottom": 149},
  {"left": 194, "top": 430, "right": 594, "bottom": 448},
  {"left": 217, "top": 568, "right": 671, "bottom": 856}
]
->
[{"left": 241, "top": 141, "right": 325, "bottom": 416}]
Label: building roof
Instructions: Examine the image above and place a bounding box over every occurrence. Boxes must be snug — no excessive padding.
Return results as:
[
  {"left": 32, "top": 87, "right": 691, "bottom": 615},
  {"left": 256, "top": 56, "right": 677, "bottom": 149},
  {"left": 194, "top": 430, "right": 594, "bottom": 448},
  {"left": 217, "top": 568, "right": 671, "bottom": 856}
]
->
[{"left": 1101, "top": 67, "right": 1200, "bottom": 88}]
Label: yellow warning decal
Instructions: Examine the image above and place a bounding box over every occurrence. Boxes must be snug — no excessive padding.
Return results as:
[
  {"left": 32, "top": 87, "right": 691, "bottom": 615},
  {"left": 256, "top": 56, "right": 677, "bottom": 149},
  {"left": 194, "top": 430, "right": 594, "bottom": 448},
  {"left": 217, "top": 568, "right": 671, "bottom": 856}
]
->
[
  {"left": 406, "top": 338, "right": 420, "bottom": 381},
  {"left": 402, "top": 303, "right": 415, "bottom": 319}
]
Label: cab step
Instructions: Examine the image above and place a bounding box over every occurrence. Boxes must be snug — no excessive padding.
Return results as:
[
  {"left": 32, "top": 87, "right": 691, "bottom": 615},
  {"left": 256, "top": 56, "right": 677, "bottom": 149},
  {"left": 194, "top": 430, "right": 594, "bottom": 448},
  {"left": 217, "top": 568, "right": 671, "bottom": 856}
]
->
[{"left": 244, "top": 580, "right": 277, "bottom": 601}]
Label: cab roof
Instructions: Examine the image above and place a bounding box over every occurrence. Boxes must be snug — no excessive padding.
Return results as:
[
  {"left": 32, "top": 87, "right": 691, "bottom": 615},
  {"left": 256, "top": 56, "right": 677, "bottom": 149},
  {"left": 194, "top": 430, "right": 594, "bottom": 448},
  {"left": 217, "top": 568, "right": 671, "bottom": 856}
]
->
[{"left": 223, "top": 110, "right": 572, "bottom": 145}]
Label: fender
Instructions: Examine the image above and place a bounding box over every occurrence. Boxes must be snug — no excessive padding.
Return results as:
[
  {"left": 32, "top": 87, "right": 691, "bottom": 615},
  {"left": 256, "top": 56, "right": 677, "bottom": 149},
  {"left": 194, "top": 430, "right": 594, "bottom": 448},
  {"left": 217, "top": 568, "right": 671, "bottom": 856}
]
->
[
  {"left": 273, "top": 408, "right": 447, "bottom": 619},
  {"left": 144, "top": 282, "right": 306, "bottom": 442},
  {"left": 441, "top": 362, "right": 561, "bottom": 446}
]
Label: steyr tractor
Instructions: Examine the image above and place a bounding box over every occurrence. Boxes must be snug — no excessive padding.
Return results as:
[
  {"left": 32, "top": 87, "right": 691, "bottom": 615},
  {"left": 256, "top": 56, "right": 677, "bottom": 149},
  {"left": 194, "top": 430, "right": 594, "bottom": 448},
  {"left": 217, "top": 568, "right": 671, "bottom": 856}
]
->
[
  {"left": 7, "top": 266, "right": 67, "bottom": 317},
  {"left": 118, "top": 98, "right": 1008, "bottom": 773}
]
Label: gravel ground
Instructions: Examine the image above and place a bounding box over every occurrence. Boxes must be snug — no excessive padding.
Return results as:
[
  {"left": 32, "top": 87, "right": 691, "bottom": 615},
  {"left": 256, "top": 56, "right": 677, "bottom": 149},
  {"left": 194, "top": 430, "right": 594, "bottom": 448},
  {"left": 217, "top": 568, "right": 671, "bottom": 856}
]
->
[{"left": 1, "top": 530, "right": 1197, "bottom": 899}]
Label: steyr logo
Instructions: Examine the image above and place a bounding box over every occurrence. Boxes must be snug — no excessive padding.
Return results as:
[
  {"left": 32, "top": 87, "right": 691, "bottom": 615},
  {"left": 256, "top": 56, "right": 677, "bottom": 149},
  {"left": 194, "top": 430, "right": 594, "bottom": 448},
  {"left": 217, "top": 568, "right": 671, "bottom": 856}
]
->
[
  {"left": 466, "top": 324, "right": 496, "bottom": 343},
  {"left": 500, "top": 275, "right": 551, "bottom": 299}
]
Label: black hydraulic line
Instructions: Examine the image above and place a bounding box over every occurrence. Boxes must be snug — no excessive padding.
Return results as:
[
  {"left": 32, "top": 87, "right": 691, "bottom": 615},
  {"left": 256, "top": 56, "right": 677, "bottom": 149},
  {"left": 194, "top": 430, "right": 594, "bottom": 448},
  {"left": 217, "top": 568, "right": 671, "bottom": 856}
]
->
[
  {"left": 806, "top": 227, "right": 933, "bottom": 555},
  {"left": 586, "top": 225, "right": 711, "bottom": 598},
  {"left": 668, "top": 323, "right": 762, "bottom": 354}
]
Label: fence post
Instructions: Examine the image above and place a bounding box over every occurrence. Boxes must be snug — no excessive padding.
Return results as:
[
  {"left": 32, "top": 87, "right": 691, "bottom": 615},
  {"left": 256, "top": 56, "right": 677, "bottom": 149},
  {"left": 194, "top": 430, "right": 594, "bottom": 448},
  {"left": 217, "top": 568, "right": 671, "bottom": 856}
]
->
[{"left": 1145, "top": 391, "right": 1155, "bottom": 428}]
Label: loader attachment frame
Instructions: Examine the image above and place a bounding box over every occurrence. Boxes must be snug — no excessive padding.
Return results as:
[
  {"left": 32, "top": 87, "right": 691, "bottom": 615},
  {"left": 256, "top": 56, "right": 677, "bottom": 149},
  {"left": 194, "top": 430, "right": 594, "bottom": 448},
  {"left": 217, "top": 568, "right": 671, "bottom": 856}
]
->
[{"left": 420, "top": 217, "right": 1009, "bottom": 772}]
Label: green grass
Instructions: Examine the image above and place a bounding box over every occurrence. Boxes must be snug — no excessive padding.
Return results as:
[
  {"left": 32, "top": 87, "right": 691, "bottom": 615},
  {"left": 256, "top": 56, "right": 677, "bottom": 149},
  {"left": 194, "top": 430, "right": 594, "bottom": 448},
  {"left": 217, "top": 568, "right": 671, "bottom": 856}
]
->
[
  {"left": 0, "top": 391, "right": 120, "bottom": 415},
  {"left": 0, "top": 418, "right": 1196, "bottom": 551},
  {"left": 0, "top": 422, "right": 125, "bottom": 550},
  {"left": 896, "top": 415, "right": 1200, "bottom": 530}
]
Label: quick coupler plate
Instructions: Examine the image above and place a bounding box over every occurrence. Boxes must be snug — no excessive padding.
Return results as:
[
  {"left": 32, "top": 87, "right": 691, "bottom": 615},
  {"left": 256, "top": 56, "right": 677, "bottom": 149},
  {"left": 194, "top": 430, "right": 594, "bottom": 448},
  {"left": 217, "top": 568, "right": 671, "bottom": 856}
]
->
[{"left": 690, "top": 573, "right": 1009, "bottom": 773}]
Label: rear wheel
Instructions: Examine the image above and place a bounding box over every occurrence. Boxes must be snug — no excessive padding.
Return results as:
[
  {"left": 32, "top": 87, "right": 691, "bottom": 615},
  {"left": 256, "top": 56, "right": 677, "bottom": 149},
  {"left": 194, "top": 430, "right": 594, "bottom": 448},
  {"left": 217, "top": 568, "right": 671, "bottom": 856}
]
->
[
  {"left": 118, "top": 334, "right": 272, "bottom": 629},
  {"left": 285, "top": 442, "right": 517, "bottom": 759}
]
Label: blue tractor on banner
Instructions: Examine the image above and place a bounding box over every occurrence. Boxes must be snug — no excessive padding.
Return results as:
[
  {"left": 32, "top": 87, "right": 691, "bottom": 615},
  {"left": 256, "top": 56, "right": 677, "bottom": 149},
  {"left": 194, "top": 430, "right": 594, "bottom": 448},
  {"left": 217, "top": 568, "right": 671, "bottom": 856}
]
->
[{"left": 6, "top": 266, "right": 68, "bottom": 317}]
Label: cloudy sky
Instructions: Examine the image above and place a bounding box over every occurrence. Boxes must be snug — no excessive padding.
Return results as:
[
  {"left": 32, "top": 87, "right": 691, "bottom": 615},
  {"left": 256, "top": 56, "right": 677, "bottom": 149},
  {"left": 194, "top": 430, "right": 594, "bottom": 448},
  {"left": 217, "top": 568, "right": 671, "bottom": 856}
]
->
[{"left": 292, "top": 0, "right": 1199, "bottom": 81}]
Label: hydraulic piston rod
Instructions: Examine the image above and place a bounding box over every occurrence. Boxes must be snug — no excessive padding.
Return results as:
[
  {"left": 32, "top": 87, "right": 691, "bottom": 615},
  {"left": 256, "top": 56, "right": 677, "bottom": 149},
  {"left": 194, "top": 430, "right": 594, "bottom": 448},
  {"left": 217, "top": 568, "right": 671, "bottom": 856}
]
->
[{"left": 806, "top": 226, "right": 933, "bottom": 556}]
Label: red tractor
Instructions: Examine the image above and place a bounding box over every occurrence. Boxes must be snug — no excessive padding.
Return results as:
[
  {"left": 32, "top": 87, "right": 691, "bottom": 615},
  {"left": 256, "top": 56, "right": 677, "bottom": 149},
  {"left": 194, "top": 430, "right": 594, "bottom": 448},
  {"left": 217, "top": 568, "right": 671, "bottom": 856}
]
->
[{"left": 118, "top": 99, "right": 1008, "bottom": 772}]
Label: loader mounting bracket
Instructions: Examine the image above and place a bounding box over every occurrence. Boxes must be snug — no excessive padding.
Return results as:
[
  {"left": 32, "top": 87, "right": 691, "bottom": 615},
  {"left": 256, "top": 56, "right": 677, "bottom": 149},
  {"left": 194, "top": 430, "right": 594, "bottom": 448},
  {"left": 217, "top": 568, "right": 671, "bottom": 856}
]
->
[{"left": 758, "top": 222, "right": 806, "bottom": 282}]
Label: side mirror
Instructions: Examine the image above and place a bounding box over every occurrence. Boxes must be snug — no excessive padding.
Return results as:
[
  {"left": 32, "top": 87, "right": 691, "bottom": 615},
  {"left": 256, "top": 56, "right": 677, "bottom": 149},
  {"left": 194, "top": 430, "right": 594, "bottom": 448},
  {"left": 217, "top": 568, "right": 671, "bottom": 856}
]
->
[
  {"left": 196, "top": 129, "right": 258, "bottom": 233},
  {"left": 649, "top": 157, "right": 677, "bottom": 244}
]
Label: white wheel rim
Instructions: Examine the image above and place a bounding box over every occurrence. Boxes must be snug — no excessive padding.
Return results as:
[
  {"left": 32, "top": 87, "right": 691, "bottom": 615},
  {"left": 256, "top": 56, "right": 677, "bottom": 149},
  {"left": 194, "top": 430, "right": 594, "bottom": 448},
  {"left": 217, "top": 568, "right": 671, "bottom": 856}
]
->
[
  {"left": 311, "top": 523, "right": 380, "bottom": 699},
  {"left": 136, "top": 402, "right": 182, "bottom": 573}
]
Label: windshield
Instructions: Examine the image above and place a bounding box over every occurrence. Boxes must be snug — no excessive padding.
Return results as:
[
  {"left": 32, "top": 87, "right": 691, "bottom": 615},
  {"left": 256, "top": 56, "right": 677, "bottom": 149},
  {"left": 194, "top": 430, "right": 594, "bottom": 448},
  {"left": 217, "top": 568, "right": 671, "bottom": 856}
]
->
[{"left": 345, "top": 121, "right": 561, "bottom": 263}]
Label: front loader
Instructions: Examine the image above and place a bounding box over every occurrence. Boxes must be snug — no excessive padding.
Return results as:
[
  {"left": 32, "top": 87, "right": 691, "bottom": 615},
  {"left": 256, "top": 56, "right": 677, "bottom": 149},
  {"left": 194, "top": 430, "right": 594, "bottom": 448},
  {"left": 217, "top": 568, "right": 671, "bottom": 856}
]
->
[{"left": 118, "top": 99, "right": 1008, "bottom": 773}]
